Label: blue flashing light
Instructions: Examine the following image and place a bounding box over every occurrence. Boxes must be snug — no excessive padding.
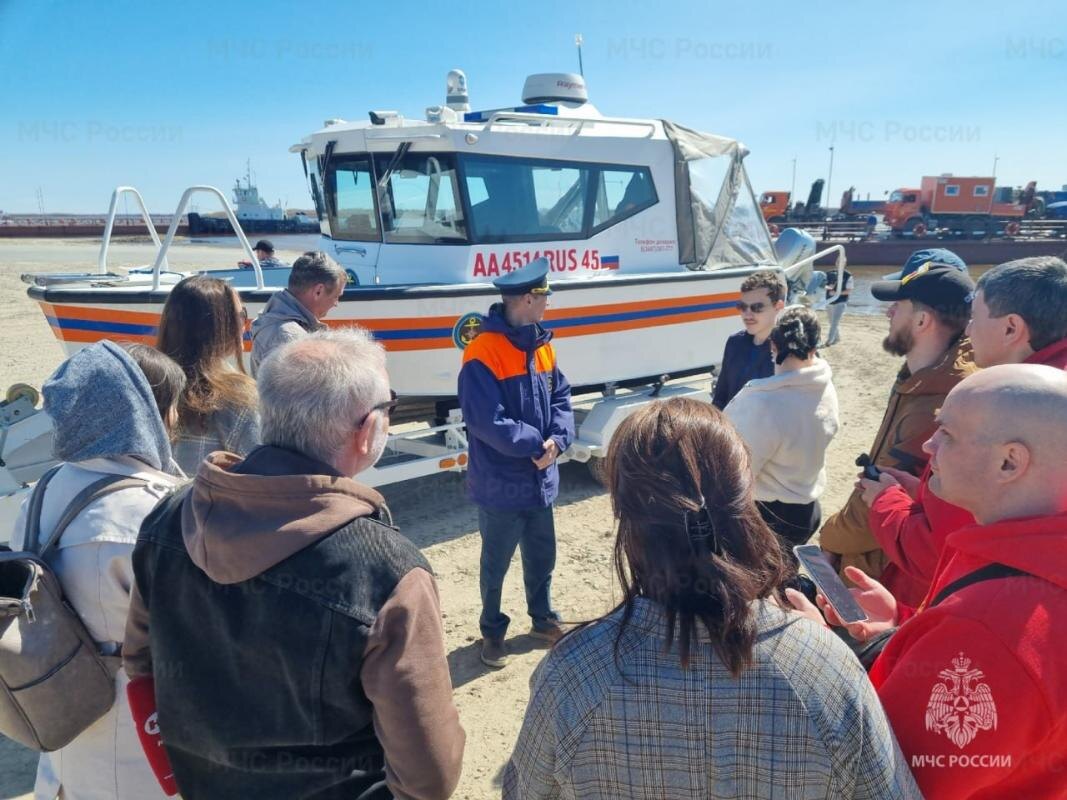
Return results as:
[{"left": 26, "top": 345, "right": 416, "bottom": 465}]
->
[{"left": 463, "top": 104, "right": 560, "bottom": 123}]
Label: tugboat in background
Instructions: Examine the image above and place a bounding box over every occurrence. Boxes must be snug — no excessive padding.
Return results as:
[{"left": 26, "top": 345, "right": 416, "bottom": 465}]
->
[{"left": 187, "top": 161, "right": 319, "bottom": 235}]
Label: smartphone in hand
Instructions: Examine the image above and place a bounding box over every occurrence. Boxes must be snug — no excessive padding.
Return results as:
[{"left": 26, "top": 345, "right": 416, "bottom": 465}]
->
[{"left": 792, "top": 545, "right": 869, "bottom": 624}]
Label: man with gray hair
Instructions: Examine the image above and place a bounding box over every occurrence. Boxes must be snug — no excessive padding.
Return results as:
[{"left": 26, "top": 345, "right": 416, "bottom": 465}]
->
[
  {"left": 967, "top": 255, "right": 1067, "bottom": 369},
  {"left": 249, "top": 250, "right": 348, "bottom": 375},
  {"left": 124, "top": 328, "right": 465, "bottom": 799}
]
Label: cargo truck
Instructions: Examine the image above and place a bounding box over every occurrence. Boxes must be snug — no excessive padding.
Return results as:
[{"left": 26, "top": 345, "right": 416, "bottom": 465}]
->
[{"left": 883, "top": 175, "right": 1037, "bottom": 238}]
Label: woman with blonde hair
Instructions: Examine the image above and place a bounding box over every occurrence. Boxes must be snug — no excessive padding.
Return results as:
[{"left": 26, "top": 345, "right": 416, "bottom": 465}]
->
[
  {"left": 505, "top": 398, "right": 917, "bottom": 799},
  {"left": 157, "top": 275, "right": 260, "bottom": 474}
]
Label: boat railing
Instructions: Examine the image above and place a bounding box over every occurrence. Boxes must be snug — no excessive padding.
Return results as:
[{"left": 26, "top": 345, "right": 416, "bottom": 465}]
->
[
  {"left": 151, "top": 185, "right": 263, "bottom": 290},
  {"left": 782, "top": 244, "right": 846, "bottom": 309},
  {"left": 483, "top": 112, "right": 657, "bottom": 138},
  {"left": 98, "top": 186, "right": 169, "bottom": 273}
]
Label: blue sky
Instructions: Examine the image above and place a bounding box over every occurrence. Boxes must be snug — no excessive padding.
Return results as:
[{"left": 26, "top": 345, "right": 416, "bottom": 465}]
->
[{"left": 2, "top": 0, "right": 1064, "bottom": 213}]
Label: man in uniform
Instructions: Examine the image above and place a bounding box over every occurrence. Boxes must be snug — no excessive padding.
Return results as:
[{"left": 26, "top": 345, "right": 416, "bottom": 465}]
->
[{"left": 458, "top": 257, "right": 575, "bottom": 669}]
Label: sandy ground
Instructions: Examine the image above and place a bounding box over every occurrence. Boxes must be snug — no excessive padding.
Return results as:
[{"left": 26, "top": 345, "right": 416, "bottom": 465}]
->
[{"left": 0, "top": 239, "right": 902, "bottom": 799}]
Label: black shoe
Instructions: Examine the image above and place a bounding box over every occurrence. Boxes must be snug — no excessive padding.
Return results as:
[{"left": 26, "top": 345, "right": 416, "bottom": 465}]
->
[{"left": 480, "top": 637, "right": 508, "bottom": 669}]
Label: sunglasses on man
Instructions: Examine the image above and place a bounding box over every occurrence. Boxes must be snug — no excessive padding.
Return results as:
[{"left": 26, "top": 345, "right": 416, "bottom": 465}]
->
[
  {"left": 358, "top": 389, "right": 399, "bottom": 427},
  {"left": 735, "top": 301, "right": 768, "bottom": 314}
]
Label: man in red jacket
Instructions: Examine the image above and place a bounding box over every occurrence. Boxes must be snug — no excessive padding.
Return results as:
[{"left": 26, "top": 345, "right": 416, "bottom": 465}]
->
[
  {"left": 967, "top": 256, "right": 1067, "bottom": 370},
  {"left": 816, "top": 364, "right": 1067, "bottom": 799},
  {"left": 857, "top": 255, "right": 1067, "bottom": 605}
]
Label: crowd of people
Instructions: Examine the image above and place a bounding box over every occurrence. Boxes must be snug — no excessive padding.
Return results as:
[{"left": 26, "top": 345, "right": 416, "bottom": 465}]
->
[{"left": 5, "top": 247, "right": 1067, "bottom": 799}]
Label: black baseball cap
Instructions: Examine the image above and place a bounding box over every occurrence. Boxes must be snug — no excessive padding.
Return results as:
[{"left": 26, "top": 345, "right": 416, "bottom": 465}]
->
[
  {"left": 252, "top": 239, "right": 275, "bottom": 253},
  {"left": 871, "top": 264, "right": 975, "bottom": 310}
]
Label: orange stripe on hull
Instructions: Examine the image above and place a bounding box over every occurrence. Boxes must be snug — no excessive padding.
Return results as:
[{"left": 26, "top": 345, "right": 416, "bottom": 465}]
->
[
  {"left": 548, "top": 292, "right": 739, "bottom": 321},
  {"left": 553, "top": 306, "right": 737, "bottom": 339},
  {"left": 43, "top": 303, "right": 162, "bottom": 325}
]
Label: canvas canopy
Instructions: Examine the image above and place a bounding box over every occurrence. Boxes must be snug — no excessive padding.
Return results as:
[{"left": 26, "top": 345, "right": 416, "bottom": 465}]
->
[{"left": 663, "top": 120, "right": 775, "bottom": 270}]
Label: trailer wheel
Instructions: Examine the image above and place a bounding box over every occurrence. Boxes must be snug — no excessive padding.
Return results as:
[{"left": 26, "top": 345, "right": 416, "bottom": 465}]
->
[
  {"left": 4, "top": 383, "right": 40, "bottom": 406},
  {"left": 965, "top": 216, "right": 988, "bottom": 240},
  {"left": 587, "top": 456, "right": 608, "bottom": 487},
  {"left": 905, "top": 219, "right": 927, "bottom": 238},
  {"left": 1005, "top": 221, "right": 1021, "bottom": 237}
]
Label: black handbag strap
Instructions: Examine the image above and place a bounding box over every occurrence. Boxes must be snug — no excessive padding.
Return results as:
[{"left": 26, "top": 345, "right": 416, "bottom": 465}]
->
[
  {"left": 929, "top": 563, "right": 1032, "bottom": 608},
  {"left": 24, "top": 469, "right": 151, "bottom": 558},
  {"left": 860, "top": 562, "right": 1037, "bottom": 671}
]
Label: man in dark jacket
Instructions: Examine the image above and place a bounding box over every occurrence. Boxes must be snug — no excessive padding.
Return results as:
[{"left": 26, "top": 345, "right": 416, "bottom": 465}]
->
[
  {"left": 458, "top": 257, "right": 575, "bottom": 669},
  {"left": 711, "top": 270, "right": 785, "bottom": 409},
  {"left": 124, "top": 328, "right": 464, "bottom": 800}
]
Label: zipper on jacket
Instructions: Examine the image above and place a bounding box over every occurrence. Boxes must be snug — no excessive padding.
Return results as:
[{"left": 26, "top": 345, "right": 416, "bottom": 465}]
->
[{"left": 21, "top": 598, "right": 36, "bottom": 623}]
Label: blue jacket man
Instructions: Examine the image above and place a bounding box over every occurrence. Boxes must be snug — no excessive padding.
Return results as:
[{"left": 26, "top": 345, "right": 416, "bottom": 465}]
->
[{"left": 458, "top": 257, "right": 575, "bottom": 669}]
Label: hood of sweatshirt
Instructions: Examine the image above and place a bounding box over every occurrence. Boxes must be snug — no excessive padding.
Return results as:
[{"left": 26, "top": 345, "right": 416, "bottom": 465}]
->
[
  {"left": 945, "top": 511, "right": 1067, "bottom": 591},
  {"left": 481, "top": 302, "right": 553, "bottom": 353},
  {"left": 43, "top": 340, "right": 173, "bottom": 471},
  {"left": 896, "top": 337, "right": 977, "bottom": 396},
  {"left": 249, "top": 289, "right": 322, "bottom": 339},
  {"left": 1025, "top": 337, "right": 1067, "bottom": 370},
  {"left": 181, "top": 446, "right": 385, "bottom": 584},
  {"left": 737, "top": 357, "right": 833, "bottom": 395}
]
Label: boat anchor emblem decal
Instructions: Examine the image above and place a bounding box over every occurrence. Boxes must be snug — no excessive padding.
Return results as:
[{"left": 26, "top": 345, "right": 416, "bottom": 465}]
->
[{"left": 453, "top": 313, "right": 485, "bottom": 350}]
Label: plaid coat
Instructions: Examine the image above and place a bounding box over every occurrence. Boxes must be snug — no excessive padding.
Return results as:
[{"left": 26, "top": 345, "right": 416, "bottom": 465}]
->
[
  {"left": 172, "top": 404, "right": 260, "bottom": 476},
  {"left": 504, "top": 598, "right": 920, "bottom": 799}
]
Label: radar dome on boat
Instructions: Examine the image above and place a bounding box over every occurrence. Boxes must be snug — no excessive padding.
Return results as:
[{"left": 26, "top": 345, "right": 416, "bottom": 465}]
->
[
  {"left": 446, "top": 69, "right": 470, "bottom": 112},
  {"left": 522, "top": 73, "right": 588, "bottom": 105}
]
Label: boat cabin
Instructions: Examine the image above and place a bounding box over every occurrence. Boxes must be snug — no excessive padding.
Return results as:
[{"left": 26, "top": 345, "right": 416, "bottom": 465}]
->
[{"left": 291, "top": 71, "right": 775, "bottom": 286}]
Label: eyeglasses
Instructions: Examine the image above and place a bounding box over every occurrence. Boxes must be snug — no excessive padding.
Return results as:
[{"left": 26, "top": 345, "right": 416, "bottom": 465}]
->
[
  {"left": 735, "top": 301, "right": 768, "bottom": 314},
  {"left": 358, "top": 389, "right": 398, "bottom": 427}
]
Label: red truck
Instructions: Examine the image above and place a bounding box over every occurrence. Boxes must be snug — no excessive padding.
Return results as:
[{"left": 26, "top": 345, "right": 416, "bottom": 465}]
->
[{"left": 883, "top": 175, "right": 1037, "bottom": 238}]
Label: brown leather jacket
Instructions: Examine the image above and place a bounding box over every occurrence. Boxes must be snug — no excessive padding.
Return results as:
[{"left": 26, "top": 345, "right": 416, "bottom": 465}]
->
[{"left": 819, "top": 338, "right": 977, "bottom": 581}]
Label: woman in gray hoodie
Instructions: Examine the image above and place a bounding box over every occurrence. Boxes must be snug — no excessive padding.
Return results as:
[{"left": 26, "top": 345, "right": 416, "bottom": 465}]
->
[{"left": 9, "top": 341, "right": 185, "bottom": 800}]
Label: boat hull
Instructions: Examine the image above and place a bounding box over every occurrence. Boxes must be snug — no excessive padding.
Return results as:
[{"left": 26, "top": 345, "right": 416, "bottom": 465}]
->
[{"left": 29, "top": 269, "right": 754, "bottom": 397}]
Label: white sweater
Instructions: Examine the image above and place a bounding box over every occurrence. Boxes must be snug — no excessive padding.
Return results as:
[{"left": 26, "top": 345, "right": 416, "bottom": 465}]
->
[{"left": 723, "top": 358, "right": 840, "bottom": 505}]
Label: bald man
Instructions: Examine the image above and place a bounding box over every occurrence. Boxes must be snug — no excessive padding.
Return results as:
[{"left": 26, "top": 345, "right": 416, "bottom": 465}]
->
[{"left": 815, "top": 365, "right": 1067, "bottom": 798}]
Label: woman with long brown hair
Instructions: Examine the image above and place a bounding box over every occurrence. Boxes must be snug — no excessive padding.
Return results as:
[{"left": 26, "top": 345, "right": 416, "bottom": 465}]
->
[
  {"left": 504, "top": 398, "right": 918, "bottom": 799},
  {"left": 157, "top": 275, "right": 260, "bottom": 474}
]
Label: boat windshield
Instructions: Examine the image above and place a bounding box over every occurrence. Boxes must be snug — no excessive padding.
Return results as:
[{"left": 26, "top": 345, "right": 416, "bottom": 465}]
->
[
  {"left": 462, "top": 155, "right": 656, "bottom": 243},
  {"left": 373, "top": 153, "right": 467, "bottom": 244},
  {"left": 326, "top": 156, "right": 380, "bottom": 241},
  {"left": 322, "top": 150, "right": 657, "bottom": 245}
]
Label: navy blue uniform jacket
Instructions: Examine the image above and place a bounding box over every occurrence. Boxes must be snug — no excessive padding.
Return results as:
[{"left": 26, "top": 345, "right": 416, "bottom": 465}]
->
[
  {"left": 711, "top": 330, "right": 774, "bottom": 410},
  {"left": 458, "top": 304, "right": 575, "bottom": 509}
]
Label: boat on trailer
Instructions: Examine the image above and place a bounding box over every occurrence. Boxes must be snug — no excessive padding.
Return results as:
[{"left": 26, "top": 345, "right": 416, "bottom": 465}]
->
[{"left": 12, "top": 69, "right": 843, "bottom": 496}]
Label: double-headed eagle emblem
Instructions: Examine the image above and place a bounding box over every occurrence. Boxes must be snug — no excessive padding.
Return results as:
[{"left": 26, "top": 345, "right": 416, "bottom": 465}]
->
[{"left": 925, "top": 652, "right": 998, "bottom": 749}]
